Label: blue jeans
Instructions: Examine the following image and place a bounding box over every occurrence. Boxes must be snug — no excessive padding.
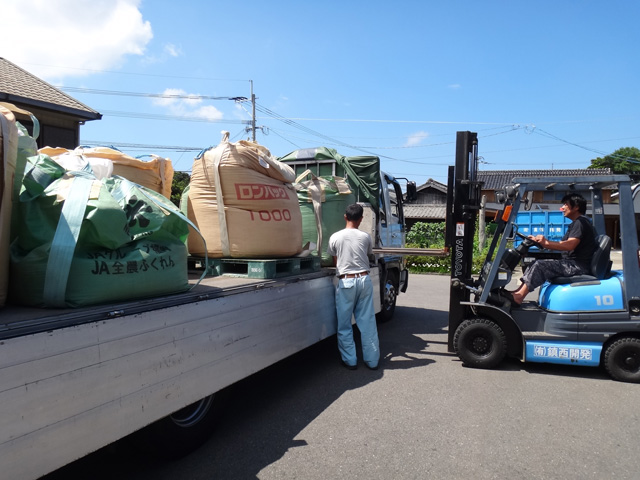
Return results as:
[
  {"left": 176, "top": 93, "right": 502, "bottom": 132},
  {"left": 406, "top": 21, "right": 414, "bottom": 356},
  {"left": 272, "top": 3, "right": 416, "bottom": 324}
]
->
[{"left": 335, "top": 275, "right": 380, "bottom": 368}]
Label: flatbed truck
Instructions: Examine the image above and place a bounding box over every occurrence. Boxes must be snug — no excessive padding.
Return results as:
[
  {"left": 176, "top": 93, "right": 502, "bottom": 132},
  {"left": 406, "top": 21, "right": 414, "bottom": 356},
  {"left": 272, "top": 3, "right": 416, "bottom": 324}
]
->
[{"left": 1, "top": 149, "right": 409, "bottom": 479}]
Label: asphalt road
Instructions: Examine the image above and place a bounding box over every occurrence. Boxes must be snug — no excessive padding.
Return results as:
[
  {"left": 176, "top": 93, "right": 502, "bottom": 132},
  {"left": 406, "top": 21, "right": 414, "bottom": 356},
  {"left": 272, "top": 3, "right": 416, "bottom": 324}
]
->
[{"left": 45, "top": 273, "right": 639, "bottom": 480}]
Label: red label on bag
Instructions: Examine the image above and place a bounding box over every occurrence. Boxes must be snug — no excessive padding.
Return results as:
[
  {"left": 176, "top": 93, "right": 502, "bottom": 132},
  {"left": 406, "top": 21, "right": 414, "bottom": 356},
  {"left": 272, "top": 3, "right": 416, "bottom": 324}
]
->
[{"left": 235, "top": 183, "right": 290, "bottom": 200}]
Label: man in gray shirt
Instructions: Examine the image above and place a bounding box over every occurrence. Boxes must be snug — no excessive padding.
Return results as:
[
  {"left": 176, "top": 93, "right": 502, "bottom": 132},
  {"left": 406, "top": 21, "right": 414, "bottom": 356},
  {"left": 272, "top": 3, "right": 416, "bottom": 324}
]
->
[{"left": 327, "top": 204, "right": 380, "bottom": 370}]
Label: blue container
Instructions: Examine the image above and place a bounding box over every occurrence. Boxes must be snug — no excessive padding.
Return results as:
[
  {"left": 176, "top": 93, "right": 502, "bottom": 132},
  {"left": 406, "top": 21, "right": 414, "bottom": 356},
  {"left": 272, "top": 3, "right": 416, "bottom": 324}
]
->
[{"left": 514, "top": 211, "right": 572, "bottom": 248}]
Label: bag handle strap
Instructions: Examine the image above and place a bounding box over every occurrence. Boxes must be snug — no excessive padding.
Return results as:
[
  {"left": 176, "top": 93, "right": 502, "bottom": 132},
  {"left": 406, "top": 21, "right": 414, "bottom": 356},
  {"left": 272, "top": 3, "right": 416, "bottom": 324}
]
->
[
  {"left": 205, "top": 142, "right": 231, "bottom": 257},
  {"left": 43, "top": 174, "right": 94, "bottom": 307}
]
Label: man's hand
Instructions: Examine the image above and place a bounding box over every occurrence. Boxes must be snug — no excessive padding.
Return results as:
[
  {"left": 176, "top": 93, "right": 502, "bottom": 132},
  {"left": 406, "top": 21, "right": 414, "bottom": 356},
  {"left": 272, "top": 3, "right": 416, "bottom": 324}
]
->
[
  {"left": 529, "top": 234, "right": 580, "bottom": 251},
  {"left": 531, "top": 234, "right": 548, "bottom": 248}
]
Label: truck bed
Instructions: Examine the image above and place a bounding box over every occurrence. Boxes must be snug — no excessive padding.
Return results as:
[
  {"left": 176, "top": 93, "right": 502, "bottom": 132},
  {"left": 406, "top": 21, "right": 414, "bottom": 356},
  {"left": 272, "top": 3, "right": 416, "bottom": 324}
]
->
[
  {"left": 0, "top": 269, "right": 335, "bottom": 340},
  {"left": 1, "top": 266, "right": 347, "bottom": 480}
]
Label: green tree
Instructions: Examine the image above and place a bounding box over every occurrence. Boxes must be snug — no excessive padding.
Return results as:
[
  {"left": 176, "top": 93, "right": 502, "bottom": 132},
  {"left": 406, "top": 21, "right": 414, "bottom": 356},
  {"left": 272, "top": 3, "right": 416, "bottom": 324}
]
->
[
  {"left": 589, "top": 147, "right": 640, "bottom": 181},
  {"left": 171, "top": 171, "right": 190, "bottom": 207},
  {"left": 405, "top": 221, "right": 490, "bottom": 274},
  {"left": 406, "top": 222, "right": 445, "bottom": 248}
]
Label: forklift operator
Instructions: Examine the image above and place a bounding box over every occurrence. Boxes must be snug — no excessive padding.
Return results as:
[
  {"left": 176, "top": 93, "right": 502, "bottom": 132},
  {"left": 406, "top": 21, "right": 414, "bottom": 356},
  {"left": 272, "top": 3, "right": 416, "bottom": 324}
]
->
[{"left": 507, "top": 193, "right": 597, "bottom": 306}]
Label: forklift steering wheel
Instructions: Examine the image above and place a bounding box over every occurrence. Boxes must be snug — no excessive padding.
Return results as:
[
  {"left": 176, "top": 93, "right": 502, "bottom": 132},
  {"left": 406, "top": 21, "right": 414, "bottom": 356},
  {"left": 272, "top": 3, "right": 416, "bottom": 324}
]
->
[{"left": 515, "top": 231, "right": 544, "bottom": 249}]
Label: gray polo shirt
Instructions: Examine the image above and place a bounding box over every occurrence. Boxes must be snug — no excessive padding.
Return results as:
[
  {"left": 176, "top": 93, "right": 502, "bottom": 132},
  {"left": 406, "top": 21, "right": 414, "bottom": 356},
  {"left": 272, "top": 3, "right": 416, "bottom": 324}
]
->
[{"left": 327, "top": 228, "right": 372, "bottom": 276}]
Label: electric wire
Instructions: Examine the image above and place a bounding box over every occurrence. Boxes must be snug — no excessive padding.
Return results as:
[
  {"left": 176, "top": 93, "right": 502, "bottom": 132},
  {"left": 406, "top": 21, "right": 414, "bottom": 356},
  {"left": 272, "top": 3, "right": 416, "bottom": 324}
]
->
[
  {"left": 53, "top": 84, "right": 634, "bottom": 167},
  {"left": 533, "top": 128, "right": 640, "bottom": 164},
  {"left": 57, "top": 86, "right": 238, "bottom": 101},
  {"left": 101, "top": 110, "right": 247, "bottom": 124}
]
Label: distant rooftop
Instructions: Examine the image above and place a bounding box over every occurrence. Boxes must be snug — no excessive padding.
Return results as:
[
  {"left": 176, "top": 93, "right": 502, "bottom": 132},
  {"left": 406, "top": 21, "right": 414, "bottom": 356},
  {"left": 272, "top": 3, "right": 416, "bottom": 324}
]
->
[
  {"left": 0, "top": 57, "right": 101, "bottom": 121},
  {"left": 478, "top": 169, "right": 612, "bottom": 190},
  {"left": 404, "top": 204, "right": 447, "bottom": 219}
]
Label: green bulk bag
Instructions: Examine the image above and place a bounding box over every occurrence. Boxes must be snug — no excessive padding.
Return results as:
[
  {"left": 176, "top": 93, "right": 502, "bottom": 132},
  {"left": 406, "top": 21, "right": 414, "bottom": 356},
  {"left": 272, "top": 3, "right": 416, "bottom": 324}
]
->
[
  {"left": 10, "top": 153, "right": 191, "bottom": 308},
  {"left": 294, "top": 170, "right": 355, "bottom": 266}
]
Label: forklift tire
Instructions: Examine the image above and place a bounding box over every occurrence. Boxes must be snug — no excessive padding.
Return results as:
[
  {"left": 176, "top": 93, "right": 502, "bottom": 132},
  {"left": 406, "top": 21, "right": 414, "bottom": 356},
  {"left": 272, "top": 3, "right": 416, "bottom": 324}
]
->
[
  {"left": 604, "top": 337, "right": 640, "bottom": 383},
  {"left": 454, "top": 318, "right": 507, "bottom": 369}
]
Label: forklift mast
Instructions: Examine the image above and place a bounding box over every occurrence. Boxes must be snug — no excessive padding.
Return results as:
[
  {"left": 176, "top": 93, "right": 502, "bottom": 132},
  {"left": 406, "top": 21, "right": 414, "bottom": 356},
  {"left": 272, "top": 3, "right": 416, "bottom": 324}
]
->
[{"left": 446, "top": 132, "right": 482, "bottom": 350}]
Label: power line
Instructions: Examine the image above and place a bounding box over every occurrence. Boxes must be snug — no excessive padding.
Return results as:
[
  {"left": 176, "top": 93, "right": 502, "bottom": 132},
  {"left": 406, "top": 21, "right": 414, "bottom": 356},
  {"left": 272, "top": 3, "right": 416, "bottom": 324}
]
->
[
  {"left": 101, "top": 110, "right": 248, "bottom": 124},
  {"left": 259, "top": 117, "right": 526, "bottom": 126},
  {"left": 49, "top": 83, "right": 636, "bottom": 166},
  {"left": 254, "top": 102, "right": 392, "bottom": 159},
  {"left": 58, "top": 86, "right": 240, "bottom": 101},
  {"left": 79, "top": 140, "right": 204, "bottom": 152},
  {"left": 533, "top": 128, "right": 640, "bottom": 163}
]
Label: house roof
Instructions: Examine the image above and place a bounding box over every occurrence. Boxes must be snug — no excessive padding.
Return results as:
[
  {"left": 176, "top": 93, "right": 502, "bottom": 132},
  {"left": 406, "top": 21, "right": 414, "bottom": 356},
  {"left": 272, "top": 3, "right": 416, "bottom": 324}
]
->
[
  {"left": 404, "top": 204, "right": 447, "bottom": 219},
  {"left": 0, "top": 57, "right": 101, "bottom": 121},
  {"left": 478, "top": 168, "right": 612, "bottom": 190},
  {"left": 415, "top": 178, "right": 448, "bottom": 194}
]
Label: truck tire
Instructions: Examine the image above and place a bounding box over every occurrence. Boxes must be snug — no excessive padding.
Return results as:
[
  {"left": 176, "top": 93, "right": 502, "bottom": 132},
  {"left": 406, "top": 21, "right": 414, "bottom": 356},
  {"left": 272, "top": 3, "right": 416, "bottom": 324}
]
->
[
  {"left": 376, "top": 270, "right": 398, "bottom": 322},
  {"left": 132, "top": 394, "right": 220, "bottom": 459},
  {"left": 604, "top": 337, "right": 640, "bottom": 383},
  {"left": 454, "top": 318, "right": 507, "bottom": 369}
]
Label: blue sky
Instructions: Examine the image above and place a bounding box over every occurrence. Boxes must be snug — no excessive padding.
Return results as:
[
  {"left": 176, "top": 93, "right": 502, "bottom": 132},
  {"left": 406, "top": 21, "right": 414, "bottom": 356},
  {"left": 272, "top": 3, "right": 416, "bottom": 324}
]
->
[{"left": 4, "top": 1, "right": 640, "bottom": 187}]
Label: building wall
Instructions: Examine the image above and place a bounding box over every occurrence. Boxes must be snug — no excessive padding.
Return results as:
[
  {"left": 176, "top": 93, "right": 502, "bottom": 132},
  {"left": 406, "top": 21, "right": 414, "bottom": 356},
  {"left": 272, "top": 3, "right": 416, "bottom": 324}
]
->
[
  {"left": 415, "top": 189, "right": 447, "bottom": 204},
  {"left": 11, "top": 106, "right": 80, "bottom": 149}
]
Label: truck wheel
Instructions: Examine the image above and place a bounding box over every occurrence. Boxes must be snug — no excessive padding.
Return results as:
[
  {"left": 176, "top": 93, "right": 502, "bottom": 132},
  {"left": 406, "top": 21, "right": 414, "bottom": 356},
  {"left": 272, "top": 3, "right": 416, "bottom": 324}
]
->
[
  {"left": 376, "top": 270, "right": 398, "bottom": 322},
  {"left": 604, "top": 337, "right": 640, "bottom": 383},
  {"left": 454, "top": 318, "right": 507, "bottom": 369},
  {"left": 133, "top": 394, "right": 220, "bottom": 459}
]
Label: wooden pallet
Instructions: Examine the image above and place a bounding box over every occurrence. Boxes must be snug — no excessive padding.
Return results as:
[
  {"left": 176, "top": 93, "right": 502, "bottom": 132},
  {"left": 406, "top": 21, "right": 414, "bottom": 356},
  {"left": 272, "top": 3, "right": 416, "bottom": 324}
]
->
[{"left": 188, "top": 255, "right": 322, "bottom": 279}]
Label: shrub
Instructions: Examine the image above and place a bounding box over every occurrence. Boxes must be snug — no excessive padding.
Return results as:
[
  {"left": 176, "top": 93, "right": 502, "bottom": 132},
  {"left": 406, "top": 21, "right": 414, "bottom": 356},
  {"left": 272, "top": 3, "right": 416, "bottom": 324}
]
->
[{"left": 406, "top": 221, "right": 491, "bottom": 275}]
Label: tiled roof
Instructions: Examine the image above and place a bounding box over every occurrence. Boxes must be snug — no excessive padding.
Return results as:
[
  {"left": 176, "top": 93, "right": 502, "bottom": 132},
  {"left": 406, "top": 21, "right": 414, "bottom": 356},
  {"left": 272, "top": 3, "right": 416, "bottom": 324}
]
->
[
  {"left": 404, "top": 204, "right": 447, "bottom": 219},
  {"left": 478, "top": 168, "right": 612, "bottom": 190},
  {"left": 415, "top": 178, "right": 447, "bottom": 193},
  {"left": 0, "top": 57, "right": 101, "bottom": 120}
]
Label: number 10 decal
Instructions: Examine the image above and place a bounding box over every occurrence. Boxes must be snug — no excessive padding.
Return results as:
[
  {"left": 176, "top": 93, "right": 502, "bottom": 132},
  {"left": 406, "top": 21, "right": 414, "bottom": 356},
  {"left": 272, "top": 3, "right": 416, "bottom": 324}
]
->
[{"left": 594, "top": 295, "right": 614, "bottom": 306}]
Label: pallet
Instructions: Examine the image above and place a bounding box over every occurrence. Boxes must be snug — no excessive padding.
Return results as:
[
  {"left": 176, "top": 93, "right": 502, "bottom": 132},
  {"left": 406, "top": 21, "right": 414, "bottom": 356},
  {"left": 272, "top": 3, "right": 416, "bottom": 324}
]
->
[{"left": 188, "top": 255, "right": 322, "bottom": 279}]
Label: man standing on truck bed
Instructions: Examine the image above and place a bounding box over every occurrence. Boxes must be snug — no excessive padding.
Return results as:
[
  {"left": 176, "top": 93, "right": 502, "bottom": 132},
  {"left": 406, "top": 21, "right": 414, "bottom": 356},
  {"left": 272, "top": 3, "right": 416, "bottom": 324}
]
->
[{"left": 327, "top": 203, "right": 380, "bottom": 370}]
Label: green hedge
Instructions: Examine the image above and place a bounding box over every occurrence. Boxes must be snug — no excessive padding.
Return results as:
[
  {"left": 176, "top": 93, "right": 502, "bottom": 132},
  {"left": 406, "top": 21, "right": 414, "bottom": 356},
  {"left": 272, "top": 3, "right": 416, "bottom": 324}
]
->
[{"left": 405, "top": 221, "right": 490, "bottom": 275}]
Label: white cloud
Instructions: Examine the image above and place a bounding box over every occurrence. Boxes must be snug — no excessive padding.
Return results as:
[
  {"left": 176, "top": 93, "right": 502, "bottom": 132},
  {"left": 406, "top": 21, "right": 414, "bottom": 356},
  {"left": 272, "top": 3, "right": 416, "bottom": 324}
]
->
[
  {"left": 448, "top": 84, "right": 462, "bottom": 89},
  {"left": 164, "top": 43, "right": 182, "bottom": 58},
  {"left": 405, "top": 131, "right": 429, "bottom": 147},
  {"left": 143, "top": 42, "right": 183, "bottom": 65},
  {"left": 152, "top": 88, "right": 223, "bottom": 121},
  {"left": 195, "top": 105, "right": 224, "bottom": 121},
  {"left": 2, "top": 0, "right": 153, "bottom": 80}
]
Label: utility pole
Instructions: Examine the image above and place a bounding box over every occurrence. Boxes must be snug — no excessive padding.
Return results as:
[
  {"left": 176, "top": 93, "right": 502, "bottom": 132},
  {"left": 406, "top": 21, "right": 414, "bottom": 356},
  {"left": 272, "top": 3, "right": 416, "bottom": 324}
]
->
[{"left": 250, "top": 80, "right": 256, "bottom": 142}]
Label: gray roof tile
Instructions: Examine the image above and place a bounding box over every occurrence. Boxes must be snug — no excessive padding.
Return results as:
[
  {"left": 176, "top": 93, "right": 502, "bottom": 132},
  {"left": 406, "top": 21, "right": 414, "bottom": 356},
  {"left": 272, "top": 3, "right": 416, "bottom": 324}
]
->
[
  {"left": 415, "top": 178, "right": 447, "bottom": 193},
  {"left": 404, "top": 204, "right": 447, "bottom": 219},
  {"left": 478, "top": 168, "right": 612, "bottom": 190},
  {"left": 0, "top": 57, "right": 101, "bottom": 120}
]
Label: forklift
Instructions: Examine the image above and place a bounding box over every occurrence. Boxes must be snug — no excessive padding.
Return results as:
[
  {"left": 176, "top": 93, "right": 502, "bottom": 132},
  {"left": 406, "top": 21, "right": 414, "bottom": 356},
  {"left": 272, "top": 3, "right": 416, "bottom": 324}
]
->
[{"left": 446, "top": 131, "right": 640, "bottom": 383}]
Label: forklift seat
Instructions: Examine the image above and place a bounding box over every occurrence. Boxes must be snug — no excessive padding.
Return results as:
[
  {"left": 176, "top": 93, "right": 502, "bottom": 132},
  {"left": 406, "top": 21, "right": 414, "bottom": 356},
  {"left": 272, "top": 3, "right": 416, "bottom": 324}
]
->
[{"left": 549, "top": 234, "right": 612, "bottom": 285}]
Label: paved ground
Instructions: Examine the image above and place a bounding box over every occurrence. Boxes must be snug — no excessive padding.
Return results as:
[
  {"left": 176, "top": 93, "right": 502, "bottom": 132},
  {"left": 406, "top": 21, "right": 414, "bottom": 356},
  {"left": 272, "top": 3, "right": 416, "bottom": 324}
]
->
[
  {"left": 45, "top": 273, "right": 639, "bottom": 480},
  {"left": 611, "top": 248, "right": 623, "bottom": 269}
]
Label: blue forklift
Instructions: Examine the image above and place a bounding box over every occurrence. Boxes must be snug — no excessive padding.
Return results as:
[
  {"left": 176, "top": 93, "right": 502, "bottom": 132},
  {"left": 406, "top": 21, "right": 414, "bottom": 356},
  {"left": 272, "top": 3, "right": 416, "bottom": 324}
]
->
[{"left": 446, "top": 131, "right": 640, "bottom": 383}]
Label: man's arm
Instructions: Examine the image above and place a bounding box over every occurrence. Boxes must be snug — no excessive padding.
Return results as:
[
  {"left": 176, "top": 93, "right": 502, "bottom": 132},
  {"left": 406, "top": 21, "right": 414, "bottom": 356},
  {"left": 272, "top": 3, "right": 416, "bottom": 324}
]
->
[{"left": 531, "top": 235, "right": 580, "bottom": 251}]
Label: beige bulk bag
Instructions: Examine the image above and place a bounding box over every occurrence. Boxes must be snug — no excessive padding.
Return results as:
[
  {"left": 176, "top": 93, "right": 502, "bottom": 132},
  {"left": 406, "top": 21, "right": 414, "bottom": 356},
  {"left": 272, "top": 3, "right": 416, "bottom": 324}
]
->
[
  {"left": 0, "top": 105, "right": 18, "bottom": 306},
  {"left": 188, "top": 132, "right": 302, "bottom": 258},
  {"left": 39, "top": 146, "right": 174, "bottom": 198}
]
